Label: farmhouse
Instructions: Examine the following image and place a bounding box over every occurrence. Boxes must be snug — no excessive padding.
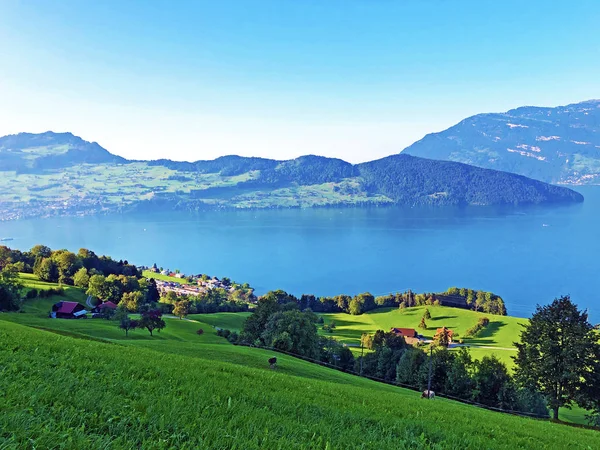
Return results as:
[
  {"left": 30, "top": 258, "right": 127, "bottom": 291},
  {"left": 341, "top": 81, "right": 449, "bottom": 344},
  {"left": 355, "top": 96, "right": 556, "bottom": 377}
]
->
[
  {"left": 92, "top": 301, "right": 118, "bottom": 313},
  {"left": 50, "top": 301, "right": 88, "bottom": 319},
  {"left": 390, "top": 327, "right": 422, "bottom": 345}
]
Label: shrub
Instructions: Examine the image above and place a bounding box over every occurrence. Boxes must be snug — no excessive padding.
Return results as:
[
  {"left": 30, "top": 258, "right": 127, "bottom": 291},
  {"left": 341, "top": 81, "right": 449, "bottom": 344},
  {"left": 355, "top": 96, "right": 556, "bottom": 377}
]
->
[
  {"left": 26, "top": 289, "right": 38, "bottom": 299},
  {"left": 464, "top": 317, "right": 490, "bottom": 338},
  {"left": 196, "top": 329, "right": 204, "bottom": 335}
]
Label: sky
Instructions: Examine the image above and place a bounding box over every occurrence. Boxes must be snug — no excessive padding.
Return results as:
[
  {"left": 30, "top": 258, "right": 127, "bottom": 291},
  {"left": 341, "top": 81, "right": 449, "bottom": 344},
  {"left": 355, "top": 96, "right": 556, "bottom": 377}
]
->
[{"left": 0, "top": 0, "right": 599, "bottom": 163}]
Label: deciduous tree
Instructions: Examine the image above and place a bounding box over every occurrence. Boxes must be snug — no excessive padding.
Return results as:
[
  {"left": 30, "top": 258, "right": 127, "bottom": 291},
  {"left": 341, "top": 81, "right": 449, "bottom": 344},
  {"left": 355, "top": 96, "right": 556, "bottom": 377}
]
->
[{"left": 513, "top": 296, "right": 600, "bottom": 420}]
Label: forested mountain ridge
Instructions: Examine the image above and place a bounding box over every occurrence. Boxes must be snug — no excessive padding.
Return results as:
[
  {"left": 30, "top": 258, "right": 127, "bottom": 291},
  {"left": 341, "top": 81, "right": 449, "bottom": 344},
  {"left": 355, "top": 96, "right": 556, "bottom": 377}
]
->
[
  {"left": 403, "top": 99, "right": 600, "bottom": 184},
  {"left": 0, "top": 131, "right": 583, "bottom": 220}
]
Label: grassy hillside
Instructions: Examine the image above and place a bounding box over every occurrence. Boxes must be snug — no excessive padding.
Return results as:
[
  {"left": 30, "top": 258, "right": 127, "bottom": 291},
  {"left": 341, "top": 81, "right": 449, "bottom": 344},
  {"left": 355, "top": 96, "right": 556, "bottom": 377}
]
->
[
  {"left": 318, "top": 306, "right": 525, "bottom": 366},
  {"left": 2, "top": 310, "right": 599, "bottom": 448},
  {"left": 185, "top": 305, "right": 528, "bottom": 367}
]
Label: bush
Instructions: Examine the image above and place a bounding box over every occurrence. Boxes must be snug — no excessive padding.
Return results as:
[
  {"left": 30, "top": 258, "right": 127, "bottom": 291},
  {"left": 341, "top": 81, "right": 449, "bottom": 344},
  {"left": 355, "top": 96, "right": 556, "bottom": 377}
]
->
[
  {"left": 227, "top": 332, "right": 239, "bottom": 343},
  {"left": 464, "top": 317, "right": 490, "bottom": 338},
  {"left": 26, "top": 289, "right": 38, "bottom": 299},
  {"left": 216, "top": 328, "right": 232, "bottom": 339},
  {"left": 196, "top": 329, "right": 204, "bottom": 335}
]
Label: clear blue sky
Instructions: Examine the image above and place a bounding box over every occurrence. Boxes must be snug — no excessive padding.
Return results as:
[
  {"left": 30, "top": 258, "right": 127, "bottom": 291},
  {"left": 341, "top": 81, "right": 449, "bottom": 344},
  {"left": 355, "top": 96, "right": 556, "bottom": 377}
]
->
[{"left": 0, "top": 0, "right": 599, "bottom": 162}]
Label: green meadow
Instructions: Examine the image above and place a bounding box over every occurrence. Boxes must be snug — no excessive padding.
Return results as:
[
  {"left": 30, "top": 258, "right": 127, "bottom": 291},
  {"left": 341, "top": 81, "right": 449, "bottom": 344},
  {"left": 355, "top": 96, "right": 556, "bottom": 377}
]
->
[
  {"left": 1, "top": 275, "right": 595, "bottom": 438},
  {"left": 2, "top": 304, "right": 600, "bottom": 448},
  {"left": 318, "top": 306, "right": 525, "bottom": 366}
]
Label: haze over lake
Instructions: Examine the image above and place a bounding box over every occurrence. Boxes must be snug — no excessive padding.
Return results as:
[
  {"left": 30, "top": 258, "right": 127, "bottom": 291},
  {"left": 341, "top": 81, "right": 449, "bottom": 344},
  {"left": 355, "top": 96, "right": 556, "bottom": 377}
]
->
[{"left": 1, "top": 186, "right": 598, "bottom": 320}]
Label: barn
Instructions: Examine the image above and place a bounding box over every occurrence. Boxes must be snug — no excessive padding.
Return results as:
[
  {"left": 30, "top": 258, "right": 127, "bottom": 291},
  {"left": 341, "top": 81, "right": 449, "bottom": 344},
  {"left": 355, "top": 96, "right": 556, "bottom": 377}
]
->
[{"left": 51, "top": 301, "right": 88, "bottom": 319}]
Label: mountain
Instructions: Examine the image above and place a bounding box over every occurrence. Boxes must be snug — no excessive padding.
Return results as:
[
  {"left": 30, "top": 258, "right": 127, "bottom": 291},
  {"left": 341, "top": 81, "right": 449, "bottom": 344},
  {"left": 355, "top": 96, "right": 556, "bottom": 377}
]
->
[
  {"left": 0, "top": 131, "right": 126, "bottom": 172},
  {"left": 0, "top": 131, "right": 583, "bottom": 220},
  {"left": 403, "top": 100, "right": 600, "bottom": 184}
]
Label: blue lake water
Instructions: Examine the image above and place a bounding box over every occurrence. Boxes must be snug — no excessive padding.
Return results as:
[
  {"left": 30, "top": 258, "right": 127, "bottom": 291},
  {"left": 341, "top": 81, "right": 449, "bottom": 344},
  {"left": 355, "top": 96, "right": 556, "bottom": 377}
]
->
[{"left": 1, "top": 186, "right": 599, "bottom": 320}]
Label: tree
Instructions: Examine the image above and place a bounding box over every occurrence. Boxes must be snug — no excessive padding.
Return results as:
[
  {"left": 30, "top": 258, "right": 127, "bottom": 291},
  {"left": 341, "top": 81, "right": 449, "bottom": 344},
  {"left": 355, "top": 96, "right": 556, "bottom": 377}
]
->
[
  {"left": 514, "top": 296, "right": 600, "bottom": 420},
  {"left": 173, "top": 300, "right": 190, "bottom": 319},
  {"left": 73, "top": 267, "right": 90, "bottom": 288},
  {"left": 52, "top": 250, "right": 81, "bottom": 285},
  {"left": 360, "top": 332, "right": 373, "bottom": 350},
  {"left": 418, "top": 317, "right": 427, "bottom": 329},
  {"left": 0, "top": 265, "right": 22, "bottom": 311},
  {"left": 261, "top": 310, "right": 320, "bottom": 358},
  {"left": 145, "top": 278, "right": 160, "bottom": 303},
  {"left": 138, "top": 309, "right": 166, "bottom": 336},
  {"left": 87, "top": 274, "right": 108, "bottom": 300},
  {"left": 240, "top": 292, "right": 284, "bottom": 344},
  {"left": 433, "top": 327, "right": 451, "bottom": 347},
  {"left": 423, "top": 308, "right": 431, "bottom": 320},
  {"left": 115, "top": 308, "right": 138, "bottom": 337},
  {"left": 472, "top": 355, "right": 512, "bottom": 407},
  {"left": 29, "top": 244, "right": 52, "bottom": 260},
  {"left": 396, "top": 347, "right": 426, "bottom": 387},
  {"left": 120, "top": 291, "right": 144, "bottom": 312},
  {"left": 444, "top": 347, "right": 474, "bottom": 399},
  {"left": 35, "top": 258, "right": 59, "bottom": 283}
]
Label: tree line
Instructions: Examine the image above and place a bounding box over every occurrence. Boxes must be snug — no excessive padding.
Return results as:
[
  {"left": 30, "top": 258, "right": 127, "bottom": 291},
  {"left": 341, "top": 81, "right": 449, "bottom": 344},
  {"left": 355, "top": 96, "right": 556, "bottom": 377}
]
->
[{"left": 263, "top": 287, "right": 506, "bottom": 316}]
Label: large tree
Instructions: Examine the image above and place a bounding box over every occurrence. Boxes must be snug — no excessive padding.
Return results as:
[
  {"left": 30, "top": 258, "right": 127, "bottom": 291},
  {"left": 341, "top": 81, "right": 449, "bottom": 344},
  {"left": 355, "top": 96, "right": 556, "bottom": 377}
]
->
[
  {"left": 0, "top": 265, "right": 22, "bottom": 311},
  {"left": 261, "top": 310, "right": 319, "bottom": 358},
  {"left": 138, "top": 309, "right": 166, "bottom": 336},
  {"left": 173, "top": 300, "right": 190, "bottom": 319},
  {"left": 514, "top": 296, "right": 600, "bottom": 420}
]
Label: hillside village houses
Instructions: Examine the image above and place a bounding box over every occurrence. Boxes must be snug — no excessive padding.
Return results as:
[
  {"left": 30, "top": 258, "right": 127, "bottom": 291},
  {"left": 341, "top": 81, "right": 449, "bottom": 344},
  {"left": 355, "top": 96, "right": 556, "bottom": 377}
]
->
[
  {"left": 390, "top": 328, "right": 425, "bottom": 345},
  {"left": 143, "top": 265, "right": 253, "bottom": 299}
]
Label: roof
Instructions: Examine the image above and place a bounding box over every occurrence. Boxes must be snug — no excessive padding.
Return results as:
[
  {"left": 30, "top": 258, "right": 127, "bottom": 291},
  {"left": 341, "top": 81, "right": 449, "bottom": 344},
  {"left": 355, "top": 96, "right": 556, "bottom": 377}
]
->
[
  {"left": 56, "top": 301, "right": 80, "bottom": 314},
  {"left": 97, "top": 301, "right": 118, "bottom": 309},
  {"left": 390, "top": 328, "right": 417, "bottom": 337}
]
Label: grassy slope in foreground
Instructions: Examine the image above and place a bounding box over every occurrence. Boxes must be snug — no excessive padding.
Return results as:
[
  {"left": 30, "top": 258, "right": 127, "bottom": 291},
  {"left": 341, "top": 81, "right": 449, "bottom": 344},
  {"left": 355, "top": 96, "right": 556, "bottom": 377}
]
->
[{"left": 1, "top": 321, "right": 599, "bottom": 449}]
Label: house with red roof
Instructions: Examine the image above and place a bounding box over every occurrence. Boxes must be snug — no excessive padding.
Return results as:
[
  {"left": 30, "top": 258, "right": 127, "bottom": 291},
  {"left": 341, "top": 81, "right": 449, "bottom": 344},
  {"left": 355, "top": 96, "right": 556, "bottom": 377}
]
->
[
  {"left": 51, "top": 301, "right": 88, "bottom": 319},
  {"left": 390, "top": 327, "right": 422, "bottom": 345},
  {"left": 92, "top": 301, "right": 118, "bottom": 313}
]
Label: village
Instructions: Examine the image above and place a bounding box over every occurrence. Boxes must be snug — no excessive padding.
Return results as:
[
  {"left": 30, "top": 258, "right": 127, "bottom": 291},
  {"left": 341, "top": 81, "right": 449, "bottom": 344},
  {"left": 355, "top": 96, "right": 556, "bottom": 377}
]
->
[{"left": 143, "top": 265, "right": 255, "bottom": 299}]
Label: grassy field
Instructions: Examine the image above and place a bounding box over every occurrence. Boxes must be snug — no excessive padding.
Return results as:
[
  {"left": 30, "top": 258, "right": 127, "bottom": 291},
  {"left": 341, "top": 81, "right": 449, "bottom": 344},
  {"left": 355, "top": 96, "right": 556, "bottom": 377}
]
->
[
  {"left": 2, "top": 302, "right": 599, "bottom": 448},
  {"left": 183, "top": 305, "right": 526, "bottom": 366},
  {"left": 318, "top": 306, "right": 526, "bottom": 366},
  {"left": 189, "top": 312, "right": 251, "bottom": 331}
]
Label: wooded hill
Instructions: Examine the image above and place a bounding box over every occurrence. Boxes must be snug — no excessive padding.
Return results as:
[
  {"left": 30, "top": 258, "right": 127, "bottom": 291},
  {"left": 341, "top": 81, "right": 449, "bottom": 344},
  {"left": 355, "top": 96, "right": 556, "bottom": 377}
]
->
[{"left": 0, "top": 131, "right": 584, "bottom": 219}]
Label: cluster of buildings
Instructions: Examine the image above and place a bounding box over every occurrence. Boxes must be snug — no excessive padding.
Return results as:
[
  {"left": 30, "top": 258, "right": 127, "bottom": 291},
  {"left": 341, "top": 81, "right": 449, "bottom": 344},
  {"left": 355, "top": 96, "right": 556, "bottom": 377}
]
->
[
  {"left": 390, "top": 327, "right": 455, "bottom": 346},
  {"left": 144, "top": 267, "right": 249, "bottom": 298},
  {"left": 50, "top": 300, "right": 117, "bottom": 319}
]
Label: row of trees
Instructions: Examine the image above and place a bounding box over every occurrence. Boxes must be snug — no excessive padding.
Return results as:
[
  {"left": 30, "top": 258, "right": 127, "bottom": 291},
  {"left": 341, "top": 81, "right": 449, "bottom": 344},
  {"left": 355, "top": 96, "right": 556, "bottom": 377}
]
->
[
  {"left": 0, "top": 244, "right": 141, "bottom": 286},
  {"left": 159, "top": 288, "right": 251, "bottom": 315},
  {"left": 274, "top": 288, "right": 506, "bottom": 317}
]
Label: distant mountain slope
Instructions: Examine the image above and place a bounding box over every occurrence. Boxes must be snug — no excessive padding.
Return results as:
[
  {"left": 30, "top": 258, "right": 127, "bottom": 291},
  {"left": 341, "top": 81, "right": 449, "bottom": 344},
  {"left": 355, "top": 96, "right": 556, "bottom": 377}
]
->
[
  {"left": 403, "top": 100, "right": 600, "bottom": 184},
  {"left": 0, "top": 131, "right": 126, "bottom": 172},
  {"left": 0, "top": 131, "right": 583, "bottom": 220}
]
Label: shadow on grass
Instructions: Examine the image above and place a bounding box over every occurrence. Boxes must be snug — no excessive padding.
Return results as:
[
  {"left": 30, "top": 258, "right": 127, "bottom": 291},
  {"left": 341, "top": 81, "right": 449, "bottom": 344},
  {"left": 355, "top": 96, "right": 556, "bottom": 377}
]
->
[{"left": 430, "top": 315, "right": 458, "bottom": 321}]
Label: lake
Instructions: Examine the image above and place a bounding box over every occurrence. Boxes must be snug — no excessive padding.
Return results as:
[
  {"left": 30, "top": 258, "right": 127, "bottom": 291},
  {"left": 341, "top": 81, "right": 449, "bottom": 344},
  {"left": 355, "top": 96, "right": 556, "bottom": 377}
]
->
[{"left": 1, "top": 186, "right": 599, "bottom": 320}]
